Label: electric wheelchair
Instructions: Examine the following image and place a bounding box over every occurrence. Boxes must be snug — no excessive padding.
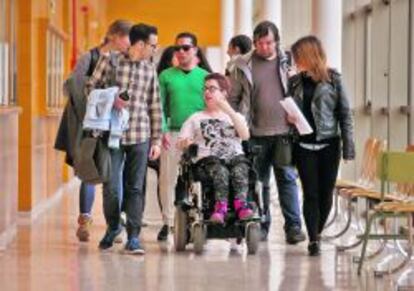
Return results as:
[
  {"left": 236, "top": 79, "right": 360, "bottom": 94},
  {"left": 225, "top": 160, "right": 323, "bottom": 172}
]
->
[{"left": 173, "top": 142, "right": 263, "bottom": 255}]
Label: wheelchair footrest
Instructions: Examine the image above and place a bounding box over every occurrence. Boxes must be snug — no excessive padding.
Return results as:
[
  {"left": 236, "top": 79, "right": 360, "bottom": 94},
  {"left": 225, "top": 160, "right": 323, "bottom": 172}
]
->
[{"left": 202, "top": 219, "right": 261, "bottom": 239}]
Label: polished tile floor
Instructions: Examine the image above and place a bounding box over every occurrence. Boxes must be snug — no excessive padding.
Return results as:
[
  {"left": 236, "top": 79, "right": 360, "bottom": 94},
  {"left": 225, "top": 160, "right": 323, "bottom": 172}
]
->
[{"left": 0, "top": 181, "right": 413, "bottom": 291}]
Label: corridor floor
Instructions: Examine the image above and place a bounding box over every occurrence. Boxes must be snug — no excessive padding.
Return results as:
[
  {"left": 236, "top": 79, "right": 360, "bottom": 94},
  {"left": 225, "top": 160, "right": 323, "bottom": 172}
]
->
[{"left": 0, "top": 181, "right": 412, "bottom": 291}]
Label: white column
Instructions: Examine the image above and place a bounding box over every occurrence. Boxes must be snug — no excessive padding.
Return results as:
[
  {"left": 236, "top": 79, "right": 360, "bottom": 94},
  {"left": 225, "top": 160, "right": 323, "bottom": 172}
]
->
[
  {"left": 221, "top": 0, "right": 235, "bottom": 73},
  {"left": 312, "top": 0, "right": 343, "bottom": 70},
  {"left": 260, "top": 0, "right": 282, "bottom": 32},
  {"left": 235, "top": 0, "right": 253, "bottom": 36}
]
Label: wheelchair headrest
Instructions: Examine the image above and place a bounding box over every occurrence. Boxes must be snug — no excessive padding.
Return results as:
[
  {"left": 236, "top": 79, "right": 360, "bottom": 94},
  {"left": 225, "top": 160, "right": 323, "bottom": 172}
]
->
[
  {"left": 188, "top": 144, "right": 199, "bottom": 157},
  {"left": 183, "top": 144, "right": 198, "bottom": 160}
]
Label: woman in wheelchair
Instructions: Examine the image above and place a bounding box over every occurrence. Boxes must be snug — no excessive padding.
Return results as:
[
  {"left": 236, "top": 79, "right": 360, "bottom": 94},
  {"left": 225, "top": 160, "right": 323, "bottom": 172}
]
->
[{"left": 177, "top": 73, "right": 253, "bottom": 224}]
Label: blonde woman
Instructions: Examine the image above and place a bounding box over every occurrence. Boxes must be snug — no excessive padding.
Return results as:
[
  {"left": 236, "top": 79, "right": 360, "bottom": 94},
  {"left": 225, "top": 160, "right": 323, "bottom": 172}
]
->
[
  {"left": 288, "top": 36, "right": 355, "bottom": 256},
  {"left": 56, "top": 19, "right": 132, "bottom": 242}
]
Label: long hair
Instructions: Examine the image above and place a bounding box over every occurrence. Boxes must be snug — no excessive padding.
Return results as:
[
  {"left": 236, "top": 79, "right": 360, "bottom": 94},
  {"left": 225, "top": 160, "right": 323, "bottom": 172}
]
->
[
  {"left": 103, "top": 19, "right": 132, "bottom": 44},
  {"left": 157, "top": 46, "right": 176, "bottom": 75},
  {"left": 196, "top": 49, "right": 213, "bottom": 73},
  {"left": 291, "top": 35, "right": 330, "bottom": 82}
]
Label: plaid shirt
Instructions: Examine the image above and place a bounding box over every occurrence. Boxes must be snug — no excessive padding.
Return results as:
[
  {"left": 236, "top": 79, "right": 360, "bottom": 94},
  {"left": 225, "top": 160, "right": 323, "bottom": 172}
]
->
[{"left": 86, "top": 52, "right": 162, "bottom": 146}]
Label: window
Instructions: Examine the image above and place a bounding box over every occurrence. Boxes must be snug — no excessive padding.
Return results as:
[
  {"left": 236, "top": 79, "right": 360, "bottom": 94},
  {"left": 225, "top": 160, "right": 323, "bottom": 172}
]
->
[
  {"left": 0, "top": 0, "right": 16, "bottom": 106},
  {"left": 46, "top": 27, "right": 65, "bottom": 109}
]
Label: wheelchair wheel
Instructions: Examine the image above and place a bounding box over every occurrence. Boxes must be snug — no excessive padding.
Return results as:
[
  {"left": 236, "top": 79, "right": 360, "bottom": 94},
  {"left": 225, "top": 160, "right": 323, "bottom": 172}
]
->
[
  {"left": 245, "top": 222, "right": 260, "bottom": 254},
  {"left": 192, "top": 223, "right": 206, "bottom": 255},
  {"left": 174, "top": 207, "right": 187, "bottom": 252}
]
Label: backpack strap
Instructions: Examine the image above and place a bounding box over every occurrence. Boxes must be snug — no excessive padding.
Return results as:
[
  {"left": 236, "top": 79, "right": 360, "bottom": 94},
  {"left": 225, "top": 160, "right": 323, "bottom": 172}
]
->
[
  {"left": 107, "top": 52, "right": 120, "bottom": 87},
  {"left": 86, "top": 47, "right": 100, "bottom": 77}
]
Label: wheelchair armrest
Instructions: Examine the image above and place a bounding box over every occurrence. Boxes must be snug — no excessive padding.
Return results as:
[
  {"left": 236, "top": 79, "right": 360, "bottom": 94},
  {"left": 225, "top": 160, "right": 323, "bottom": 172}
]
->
[
  {"left": 242, "top": 141, "right": 261, "bottom": 156},
  {"left": 251, "top": 145, "right": 261, "bottom": 155}
]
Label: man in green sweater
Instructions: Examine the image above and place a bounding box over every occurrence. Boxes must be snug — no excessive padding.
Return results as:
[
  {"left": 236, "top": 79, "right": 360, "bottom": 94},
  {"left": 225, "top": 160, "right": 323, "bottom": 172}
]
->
[{"left": 157, "top": 32, "right": 210, "bottom": 241}]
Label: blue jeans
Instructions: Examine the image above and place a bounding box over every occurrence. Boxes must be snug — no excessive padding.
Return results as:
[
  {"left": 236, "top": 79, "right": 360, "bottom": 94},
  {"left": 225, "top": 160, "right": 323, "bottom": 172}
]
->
[
  {"left": 250, "top": 136, "right": 302, "bottom": 233},
  {"left": 79, "top": 182, "right": 95, "bottom": 214},
  {"left": 103, "top": 141, "right": 150, "bottom": 238}
]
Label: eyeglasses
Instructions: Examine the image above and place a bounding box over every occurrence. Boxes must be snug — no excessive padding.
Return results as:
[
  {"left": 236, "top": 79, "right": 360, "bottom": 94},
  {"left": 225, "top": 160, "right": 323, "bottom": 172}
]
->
[
  {"left": 204, "top": 86, "right": 221, "bottom": 93},
  {"left": 174, "top": 44, "right": 193, "bottom": 52},
  {"left": 146, "top": 42, "right": 158, "bottom": 50}
]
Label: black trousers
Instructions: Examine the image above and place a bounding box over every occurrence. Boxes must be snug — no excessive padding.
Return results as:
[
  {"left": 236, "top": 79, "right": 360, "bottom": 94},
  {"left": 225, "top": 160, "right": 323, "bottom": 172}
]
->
[{"left": 294, "top": 139, "right": 340, "bottom": 242}]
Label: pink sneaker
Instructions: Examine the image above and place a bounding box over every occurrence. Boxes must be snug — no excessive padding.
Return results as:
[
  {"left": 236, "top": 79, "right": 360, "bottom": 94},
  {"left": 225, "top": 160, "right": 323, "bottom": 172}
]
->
[
  {"left": 210, "top": 200, "right": 228, "bottom": 224},
  {"left": 234, "top": 198, "right": 254, "bottom": 220}
]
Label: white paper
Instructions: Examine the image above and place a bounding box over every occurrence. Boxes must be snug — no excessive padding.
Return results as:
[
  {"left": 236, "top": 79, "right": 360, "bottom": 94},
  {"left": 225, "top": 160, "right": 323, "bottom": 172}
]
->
[{"left": 280, "top": 97, "right": 313, "bottom": 135}]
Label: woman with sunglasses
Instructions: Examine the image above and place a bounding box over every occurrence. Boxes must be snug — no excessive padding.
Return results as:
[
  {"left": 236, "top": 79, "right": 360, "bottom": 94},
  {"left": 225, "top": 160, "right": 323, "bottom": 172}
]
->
[{"left": 177, "top": 73, "right": 253, "bottom": 223}]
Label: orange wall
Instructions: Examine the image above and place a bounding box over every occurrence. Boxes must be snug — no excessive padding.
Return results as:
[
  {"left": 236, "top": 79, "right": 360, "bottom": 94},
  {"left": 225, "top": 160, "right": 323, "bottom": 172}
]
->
[
  {"left": 15, "top": 0, "right": 220, "bottom": 213},
  {"left": 17, "top": 0, "right": 107, "bottom": 211},
  {"left": 106, "top": 0, "right": 221, "bottom": 46},
  {"left": 76, "top": 0, "right": 108, "bottom": 53}
]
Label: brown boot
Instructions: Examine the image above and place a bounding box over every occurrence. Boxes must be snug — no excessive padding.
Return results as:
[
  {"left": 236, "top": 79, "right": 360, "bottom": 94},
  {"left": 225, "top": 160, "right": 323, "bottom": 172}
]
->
[{"left": 76, "top": 214, "right": 92, "bottom": 242}]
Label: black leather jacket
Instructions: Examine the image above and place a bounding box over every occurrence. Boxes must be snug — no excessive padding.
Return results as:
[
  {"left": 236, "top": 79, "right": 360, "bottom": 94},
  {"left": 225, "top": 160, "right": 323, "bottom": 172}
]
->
[{"left": 288, "top": 70, "right": 355, "bottom": 160}]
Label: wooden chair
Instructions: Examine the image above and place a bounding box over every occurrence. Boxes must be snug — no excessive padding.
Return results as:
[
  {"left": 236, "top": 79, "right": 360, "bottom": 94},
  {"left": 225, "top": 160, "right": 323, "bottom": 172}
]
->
[
  {"left": 335, "top": 137, "right": 378, "bottom": 190},
  {"left": 323, "top": 138, "right": 384, "bottom": 242},
  {"left": 323, "top": 138, "right": 378, "bottom": 233},
  {"left": 357, "top": 151, "right": 414, "bottom": 276}
]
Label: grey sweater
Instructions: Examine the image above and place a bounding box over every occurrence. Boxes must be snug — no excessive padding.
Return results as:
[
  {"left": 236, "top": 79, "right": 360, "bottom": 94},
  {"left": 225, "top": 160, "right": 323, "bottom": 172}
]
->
[{"left": 228, "top": 49, "right": 292, "bottom": 136}]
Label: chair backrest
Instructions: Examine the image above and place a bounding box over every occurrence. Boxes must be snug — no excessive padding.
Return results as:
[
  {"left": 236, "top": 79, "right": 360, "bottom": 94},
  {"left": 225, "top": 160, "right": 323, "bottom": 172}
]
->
[
  {"left": 377, "top": 151, "right": 414, "bottom": 199},
  {"left": 360, "top": 138, "right": 386, "bottom": 187},
  {"left": 396, "top": 145, "right": 414, "bottom": 195},
  {"left": 406, "top": 144, "right": 414, "bottom": 152},
  {"left": 359, "top": 138, "right": 378, "bottom": 184}
]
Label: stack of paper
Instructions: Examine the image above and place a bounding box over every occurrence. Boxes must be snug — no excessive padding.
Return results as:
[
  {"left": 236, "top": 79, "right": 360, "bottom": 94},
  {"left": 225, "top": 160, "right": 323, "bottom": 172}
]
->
[{"left": 280, "top": 97, "right": 313, "bottom": 135}]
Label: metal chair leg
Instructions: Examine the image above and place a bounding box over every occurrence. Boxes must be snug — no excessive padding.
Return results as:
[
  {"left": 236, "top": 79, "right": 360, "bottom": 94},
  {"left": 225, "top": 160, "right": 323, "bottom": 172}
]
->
[
  {"left": 322, "top": 197, "right": 353, "bottom": 241},
  {"left": 324, "top": 188, "right": 339, "bottom": 229},
  {"left": 337, "top": 198, "right": 369, "bottom": 252},
  {"left": 336, "top": 236, "right": 364, "bottom": 252},
  {"left": 374, "top": 214, "right": 414, "bottom": 277},
  {"left": 396, "top": 215, "right": 414, "bottom": 258},
  {"left": 396, "top": 263, "right": 414, "bottom": 290},
  {"left": 366, "top": 215, "right": 388, "bottom": 260},
  {"left": 357, "top": 212, "right": 377, "bottom": 275}
]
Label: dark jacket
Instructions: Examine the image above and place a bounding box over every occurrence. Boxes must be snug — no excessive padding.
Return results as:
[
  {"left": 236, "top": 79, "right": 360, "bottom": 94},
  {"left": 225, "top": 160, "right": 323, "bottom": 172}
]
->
[
  {"left": 54, "top": 74, "right": 88, "bottom": 166},
  {"left": 54, "top": 48, "right": 99, "bottom": 166},
  {"left": 54, "top": 48, "right": 112, "bottom": 184},
  {"left": 288, "top": 70, "right": 355, "bottom": 160}
]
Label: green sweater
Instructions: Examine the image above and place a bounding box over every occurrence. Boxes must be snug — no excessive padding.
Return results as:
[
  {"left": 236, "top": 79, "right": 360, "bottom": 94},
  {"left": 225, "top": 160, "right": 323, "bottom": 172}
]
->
[{"left": 159, "top": 66, "right": 208, "bottom": 132}]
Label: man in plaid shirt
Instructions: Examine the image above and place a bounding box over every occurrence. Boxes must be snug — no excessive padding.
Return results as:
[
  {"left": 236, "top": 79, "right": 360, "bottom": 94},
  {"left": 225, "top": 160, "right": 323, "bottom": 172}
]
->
[{"left": 86, "top": 23, "right": 162, "bottom": 254}]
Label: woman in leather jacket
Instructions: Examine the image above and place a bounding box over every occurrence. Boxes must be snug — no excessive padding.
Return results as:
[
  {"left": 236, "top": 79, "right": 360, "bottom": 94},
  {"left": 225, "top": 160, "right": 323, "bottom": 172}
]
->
[{"left": 287, "top": 35, "right": 355, "bottom": 256}]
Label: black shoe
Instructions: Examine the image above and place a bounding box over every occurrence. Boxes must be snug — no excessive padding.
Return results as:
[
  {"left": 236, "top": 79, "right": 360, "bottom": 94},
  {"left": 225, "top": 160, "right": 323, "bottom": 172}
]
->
[
  {"left": 99, "top": 226, "right": 123, "bottom": 250},
  {"left": 285, "top": 228, "right": 306, "bottom": 245},
  {"left": 157, "top": 224, "right": 169, "bottom": 241},
  {"left": 308, "top": 241, "right": 320, "bottom": 256}
]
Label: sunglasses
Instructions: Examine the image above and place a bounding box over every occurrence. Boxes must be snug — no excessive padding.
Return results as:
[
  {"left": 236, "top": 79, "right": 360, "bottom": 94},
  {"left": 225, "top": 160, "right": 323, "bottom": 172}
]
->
[{"left": 174, "top": 44, "right": 194, "bottom": 52}]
